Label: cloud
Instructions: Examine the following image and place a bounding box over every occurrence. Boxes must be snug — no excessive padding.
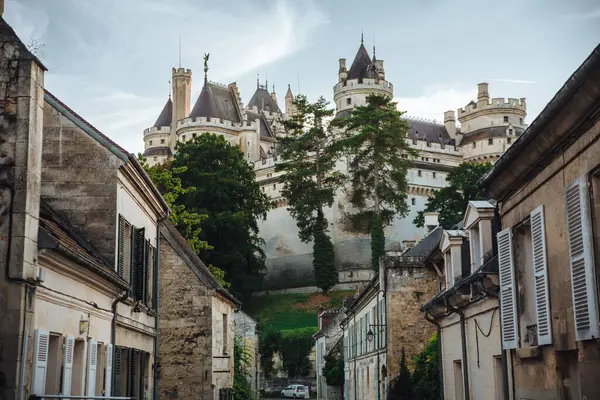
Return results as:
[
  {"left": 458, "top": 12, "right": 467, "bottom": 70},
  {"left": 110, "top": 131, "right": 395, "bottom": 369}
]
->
[
  {"left": 564, "top": 6, "right": 600, "bottom": 20},
  {"left": 487, "top": 78, "right": 536, "bottom": 84},
  {"left": 395, "top": 84, "right": 477, "bottom": 123}
]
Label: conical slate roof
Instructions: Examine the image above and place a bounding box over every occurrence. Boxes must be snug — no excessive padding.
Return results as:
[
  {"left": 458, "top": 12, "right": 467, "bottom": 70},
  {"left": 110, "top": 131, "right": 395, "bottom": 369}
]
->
[
  {"left": 285, "top": 84, "right": 293, "bottom": 99},
  {"left": 189, "top": 84, "right": 219, "bottom": 119},
  {"left": 347, "top": 42, "right": 378, "bottom": 81},
  {"left": 153, "top": 97, "right": 173, "bottom": 127},
  {"left": 248, "top": 87, "right": 281, "bottom": 113}
]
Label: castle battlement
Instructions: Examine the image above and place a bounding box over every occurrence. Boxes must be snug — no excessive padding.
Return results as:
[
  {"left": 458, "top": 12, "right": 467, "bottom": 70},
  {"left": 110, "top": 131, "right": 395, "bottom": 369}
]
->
[
  {"left": 208, "top": 80, "right": 228, "bottom": 89},
  {"left": 334, "top": 79, "right": 393, "bottom": 95},
  {"left": 172, "top": 67, "right": 192, "bottom": 76},
  {"left": 143, "top": 126, "right": 171, "bottom": 136},
  {"left": 458, "top": 97, "right": 526, "bottom": 120},
  {"left": 177, "top": 116, "right": 259, "bottom": 130},
  {"left": 246, "top": 105, "right": 281, "bottom": 117}
]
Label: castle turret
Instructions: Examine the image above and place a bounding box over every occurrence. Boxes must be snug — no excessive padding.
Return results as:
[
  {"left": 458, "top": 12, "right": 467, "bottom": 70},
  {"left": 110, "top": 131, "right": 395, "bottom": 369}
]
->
[
  {"left": 444, "top": 110, "right": 458, "bottom": 139},
  {"left": 338, "top": 58, "right": 347, "bottom": 82},
  {"left": 142, "top": 96, "right": 173, "bottom": 166},
  {"left": 285, "top": 84, "right": 295, "bottom": 117},
  {"left": 271, "top": 85, "right": 277, "bottom": 104},
  {"left": 477, "top": 82, "right": 490, "bottom": 105},
  {"left": 171, "top": 67, "right": 192, "bottom": 149}
]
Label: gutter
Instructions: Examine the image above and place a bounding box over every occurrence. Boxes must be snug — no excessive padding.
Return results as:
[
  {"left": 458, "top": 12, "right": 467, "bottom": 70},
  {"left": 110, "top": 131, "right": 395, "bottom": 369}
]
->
[
  {"left": 446, "top": 299, "right": 470, "bottom": 400},
  {"left": 480, "top": 44, "right": 600, "bottom": 189}
]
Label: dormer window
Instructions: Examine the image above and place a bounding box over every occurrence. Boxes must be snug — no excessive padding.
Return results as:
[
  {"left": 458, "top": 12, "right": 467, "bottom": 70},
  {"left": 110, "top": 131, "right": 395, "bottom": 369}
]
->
[{"left": 463, "top": 201, "right": 495, "bottom": 272}]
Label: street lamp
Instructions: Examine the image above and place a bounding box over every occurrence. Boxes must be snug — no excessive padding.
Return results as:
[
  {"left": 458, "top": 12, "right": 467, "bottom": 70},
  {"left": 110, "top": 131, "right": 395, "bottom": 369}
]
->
[{"left": 367, "top": 324, "right": 385, "bottom": 343}]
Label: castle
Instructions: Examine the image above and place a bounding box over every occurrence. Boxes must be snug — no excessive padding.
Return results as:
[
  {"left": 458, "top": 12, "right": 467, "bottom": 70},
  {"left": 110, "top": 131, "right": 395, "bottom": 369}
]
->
[{"left": 142, "top": 38, "right": 527, "bottom": 290}]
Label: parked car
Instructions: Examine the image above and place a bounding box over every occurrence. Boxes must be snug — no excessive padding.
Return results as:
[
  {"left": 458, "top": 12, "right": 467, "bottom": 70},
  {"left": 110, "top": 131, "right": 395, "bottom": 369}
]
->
[{"left": 281, "top": 384, "right": 308, "bottom": 398}]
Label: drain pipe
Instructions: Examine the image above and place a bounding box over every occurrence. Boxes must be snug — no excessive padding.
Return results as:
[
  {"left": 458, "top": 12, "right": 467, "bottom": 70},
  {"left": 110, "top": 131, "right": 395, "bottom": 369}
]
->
[
  {"left": 446, "top": 299, "right": 470, "bottom": 400},
  {"left": 424, "top": 311, "right": 445, "bottom": 400},
  {"left": 477, "top": 282, "right": 509, "bottom": 400},
  {"left": 111, "top": 289, "right": 129, "bottom": 395}
]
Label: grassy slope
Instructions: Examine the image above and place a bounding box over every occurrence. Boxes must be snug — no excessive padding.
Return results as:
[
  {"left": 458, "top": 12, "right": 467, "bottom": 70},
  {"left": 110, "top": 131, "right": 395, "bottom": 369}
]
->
[{"left": 244, "top": 290, "right": 354, "bottom": 332}]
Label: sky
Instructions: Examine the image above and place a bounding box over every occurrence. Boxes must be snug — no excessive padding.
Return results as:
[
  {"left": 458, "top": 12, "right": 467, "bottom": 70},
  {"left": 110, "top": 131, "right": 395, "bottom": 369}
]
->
[{"left": 8, "top": 0, "right": 600, "bottom": 154}]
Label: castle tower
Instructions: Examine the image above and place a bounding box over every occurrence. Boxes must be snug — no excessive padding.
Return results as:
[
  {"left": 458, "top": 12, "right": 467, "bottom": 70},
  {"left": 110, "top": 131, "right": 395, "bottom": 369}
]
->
[
  {"left": 457, "top": 82, "right": 527, "bottom": 163},
  {"left": 171, "top": 67, "right": 192, "bottom": 149},
  {"left": 285, "top": 84, "right": 295, "bottom": 117},
  {"left": 333, "top": 37, "right": 393, "bottom": 117}
]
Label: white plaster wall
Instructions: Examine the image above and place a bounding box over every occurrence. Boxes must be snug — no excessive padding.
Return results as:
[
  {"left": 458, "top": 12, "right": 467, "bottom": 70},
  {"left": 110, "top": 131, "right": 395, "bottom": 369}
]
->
[
  {"left": 461, "top": 136, "right": 517, "bottom": 162},
  {"left": 116, "top": 173, "right": 158, "bottom": 243},
  {"left": 440, "top": 314, "right": 462, "bottom": 400},
  {"left": 459, "top": 112, "right": 524, "bottom": 134}
]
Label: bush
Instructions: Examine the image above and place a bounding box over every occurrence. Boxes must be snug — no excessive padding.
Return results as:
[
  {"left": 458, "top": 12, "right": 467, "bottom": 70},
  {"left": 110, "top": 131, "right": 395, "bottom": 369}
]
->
[
  {"left": 323, "top": 349, "right": 344, "bottom": 386},
  {"left": 233, "top": 338, "right": 253, "bottom": 400},
  {"left": 412, "top": 333, "right": 440, "bottom": 400},
  {"left": 387, "top": 348, "right": 412, "bottom": 400}
]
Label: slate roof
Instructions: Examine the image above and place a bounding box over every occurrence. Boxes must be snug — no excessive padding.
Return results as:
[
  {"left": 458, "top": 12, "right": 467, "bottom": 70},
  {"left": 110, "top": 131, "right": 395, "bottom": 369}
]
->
[
  {"left": 347, "top": 42, "right": 378, "bottom": 81},
  {"left": 246, "top": 111, "right": 275, "bottom": 139},
  {"left": 153, "top": 97, "right": 173, "bottom": 127},
  {"left": 247, "top": 87, "right": 281, "bottom": 113},
  {"left": 403, "top": 227, "right": 443, "bottom": 259},
  {"left": 460, "top": 125, "right": 525, "bottom": 146},
  {"left": 142, "top": 146, "right": 173, "bottom": 157},
  {"left": 189, "top": 82, "right": 241, "bottom": 122}
]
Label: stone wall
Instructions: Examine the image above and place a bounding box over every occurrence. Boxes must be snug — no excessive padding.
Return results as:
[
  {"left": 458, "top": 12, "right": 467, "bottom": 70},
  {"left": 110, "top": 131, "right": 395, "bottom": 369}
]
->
[
  {"left": 382, "top": 257, "right": 439, "bottom": 377},
  {"left": 0, "top": 16, "right": 45, "bottom": 400},
  {"left": 40, "top": 102, "right": 123, "bottom": 264},
  {"left": 158, "top": 234, "right": 214, "bottom": 400}
]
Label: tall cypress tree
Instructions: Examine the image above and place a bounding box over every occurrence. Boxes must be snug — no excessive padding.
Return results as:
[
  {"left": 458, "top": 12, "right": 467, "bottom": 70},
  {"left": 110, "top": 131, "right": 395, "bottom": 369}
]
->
[
  {"left": 333, "top": 94, "right": 416, "bottom": 271},
  {"left": 388, "top": 348, "right": 413, "bottom": 400},
  {"left": 276, "top": 95, "right": 344, "bottom": 292}
]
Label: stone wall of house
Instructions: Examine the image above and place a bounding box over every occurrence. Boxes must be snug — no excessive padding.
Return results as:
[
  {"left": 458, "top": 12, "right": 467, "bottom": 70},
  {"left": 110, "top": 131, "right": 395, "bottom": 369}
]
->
[
  {"left": 158, "top": 235, "right": 214, "bottom": 400},
  {"left": 382, "top": 257, "right": 439, "bottom": 378},
  {"left": 0, "top": 17, "right": 45, "bottom": 400},
  {"left": 211, "top": 295, "right": 235, "bottom": 396},
  {"left": 40, "top": 102, "right": 123, "bottom": 264}
]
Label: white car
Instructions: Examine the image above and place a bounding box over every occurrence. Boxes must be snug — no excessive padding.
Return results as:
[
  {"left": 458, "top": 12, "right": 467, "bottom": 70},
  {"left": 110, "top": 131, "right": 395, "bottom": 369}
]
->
[{"left": 281, "top": 384, "right": 308, "bottom": 398}]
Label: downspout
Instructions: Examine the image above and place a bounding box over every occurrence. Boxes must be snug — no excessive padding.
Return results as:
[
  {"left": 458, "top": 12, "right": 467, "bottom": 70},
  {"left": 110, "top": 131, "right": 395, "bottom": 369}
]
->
[
  {"left": 446, "top": 300, "right": 470, "bottom": 400},
  {"left": 477, "top": 283, "right": 509, "bottom": 400},
  {"left": 111, "top": 289, "right": 129, "bottom": 395},
  {"left": 424, "top": 311, "right": 444, "bottom": 400}
]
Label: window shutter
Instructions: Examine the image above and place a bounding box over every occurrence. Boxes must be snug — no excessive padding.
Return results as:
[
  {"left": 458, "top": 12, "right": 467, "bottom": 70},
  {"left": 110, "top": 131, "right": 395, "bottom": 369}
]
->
[
  {"left": 104, "top": 344, "right": 113, "bottom": 397},
  {"left": 86, "top": 339, "right": 98, "bottom": 396},
  {"left": 497, "top": 228, "right": 519, "bottom": 349},
  {"left": 143, "top": 240, "right": 149, "bottom": 304},
  {"left": 565, "top": 177, "right": 599, "bottom": 341},
  {"left": 530, "top": 205, "right": 553, "bottom": 345},
  {"left": 131, "top": 227, "right": 146, "bottom": 301},
  {"left": 31, "top": 329, "right": 50, "bottom": 395},
  {"left": 114, "top": 347, "right": 122, "bottom": 396},
  {"left": 62, "top": 335, "right": 75, "bottom": 396},
  {"left": 128, "top": 348, "right": 138, "bottom": 397},
  {"left": 117, "top": 216, "right": 125, "bottom": 276}
]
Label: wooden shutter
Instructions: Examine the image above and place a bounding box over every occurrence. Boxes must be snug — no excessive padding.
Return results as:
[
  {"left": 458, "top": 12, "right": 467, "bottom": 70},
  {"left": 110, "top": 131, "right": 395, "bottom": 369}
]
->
[
  {"left": 530, "top": 205, "right": 553, "bottom": 345},
  {"left": 113, "top": 347, "right": 122, "bottom": 396},
  {"left": 62, "top": 335, "right": 75, "bottom": 396},
  {"left": 86, "top": 339, "right": 98, "bottom": 396},
  {"left": 131, "top": 227, "right": 146, "bottom": 301},
  {"left": 31, "top": 329, "right": 50, "bottom": 395},
  {"left": 497, "top": 228, "right": 519, "bottom": 349},
  {"left": 117, "top": 216, "right": 126, "bottom": 276},
  {"left": 104, "top": 344, "right": 113, "bottom": 397},
  {"left": 565, "top": 177, "right": 600, "bottom": 341},
  {"left": 143, "top": 240, "right": 149, "bottom": 304},
  {"left": 128, "top": 348, "right": 138, "bottom": 398}
]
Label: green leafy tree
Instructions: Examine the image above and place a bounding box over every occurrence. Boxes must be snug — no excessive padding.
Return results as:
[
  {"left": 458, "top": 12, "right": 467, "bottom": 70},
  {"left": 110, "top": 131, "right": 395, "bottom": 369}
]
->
[
  {"left": 387, "top": 348, "right": 413, "bottom": 400},
  {"left": 233, "top": 337, "right": 253, "bottom": 400},
  {"left": 276, "top": 95, "right": 344, "bottom": 292},
  {"left": 333, "top": 94, "right": 416, "bottom": 270},
  {"left": 413, "top": 162, "right": 492, "bottom": 229},
  {"left": 171, "top": 134, "right": 273, "bottom": 299},
  {"left": 323, "top": 347, "right": 344, "bottom": 386},
  {"left": 138, "top": 155, "right": 230, "bottom": 288},
  {"left": 412, "top": 333, "right": 440, "bottom": 400}
]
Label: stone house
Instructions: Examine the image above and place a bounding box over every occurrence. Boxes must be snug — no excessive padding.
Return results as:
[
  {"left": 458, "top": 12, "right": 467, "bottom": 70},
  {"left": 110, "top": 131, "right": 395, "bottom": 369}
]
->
[
  {"left": 340, "top": 227, "right": 443, "bottom": 400},
  {"left": 158, "top": 221, "right": 240, "bottom": 400},
  {"left": 479, "top": 44, "right": 600, "bottom": 399},
  {"left": 421, "top": 201, "right": 504, "bottom": 400},
  {"left": 234, "top": 310, "right": 260, "bottom": 400}
]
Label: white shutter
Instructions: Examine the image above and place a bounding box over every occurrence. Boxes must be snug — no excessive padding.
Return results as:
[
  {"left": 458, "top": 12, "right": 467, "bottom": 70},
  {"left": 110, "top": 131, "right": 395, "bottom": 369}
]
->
[
  {"left": 86, "top": 340, "right": 98, "bottom": 396},
  {"left": 104, "top": 344, "right": 113, "bottom": 397},
  {"left": 530, "top": 205, "right": 553, "bottom": 345},
  {"left": 497, "top": 228, "right": 519, "bottom": 349},
  {"left": 62, "top": 335, "right": 74, "bottom": 397},
  {"left": 565, "top": 177, "right": 599, "bottom": 341},
  {"left": 31, "top": 329, "right": 50, "bottom": 395}
]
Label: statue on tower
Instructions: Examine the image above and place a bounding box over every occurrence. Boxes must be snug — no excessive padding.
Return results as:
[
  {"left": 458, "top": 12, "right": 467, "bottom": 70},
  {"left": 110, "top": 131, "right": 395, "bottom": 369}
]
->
[{"left": 203, "top": 53, "right": 210, "bottom": 84}]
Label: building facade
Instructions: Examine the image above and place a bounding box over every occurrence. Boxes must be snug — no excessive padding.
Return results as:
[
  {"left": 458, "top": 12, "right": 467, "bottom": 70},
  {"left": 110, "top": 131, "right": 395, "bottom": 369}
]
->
[
  {"left": 158, "top": 221, "right": 240, "bottom": 400},
  {"left": 314, "top": 310, "right": 346, "bottom": 400},
  {"left": 480, "top": 44, "right": 600, "bottom": 400}
]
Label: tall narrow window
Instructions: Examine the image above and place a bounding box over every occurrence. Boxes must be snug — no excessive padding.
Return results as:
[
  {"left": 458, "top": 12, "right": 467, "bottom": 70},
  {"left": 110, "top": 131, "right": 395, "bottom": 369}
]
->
[{"left": 417, "top": 170, "right": 422, "bottom": 177}]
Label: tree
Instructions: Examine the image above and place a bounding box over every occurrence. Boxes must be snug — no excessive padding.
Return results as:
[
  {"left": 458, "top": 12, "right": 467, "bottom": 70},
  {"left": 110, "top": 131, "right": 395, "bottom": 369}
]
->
[
  {"left": 323, "top": 347, "right": 344, "bottom": 386},
  {"left": 387, "top": 348, "right": 413, "bottom": 400},
  {"left": 413, "top": 162, "right": 492, "bottom": 229},
  {"left": 233, "top": 337, "right": 253, "bottom": 400},
  {"left": 138, "top": 155, "right": 231, "bottom": 288},
  {"left": 333, "top": 94, "right": 417, "bottom": 270},
  {"left": 412, "top": 333, "right": 440, "bottom": 400},
  {"left": 276, "top": 95, "right": 344, "bottom": 292},
  {"left": 172, "top": 134, "right": 273, "bottom": 299}
]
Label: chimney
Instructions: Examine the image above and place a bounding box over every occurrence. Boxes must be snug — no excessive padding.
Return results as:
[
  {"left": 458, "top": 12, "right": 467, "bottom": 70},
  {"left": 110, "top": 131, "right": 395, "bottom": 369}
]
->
[
  {"left": 339, "top": 58, "right": 348, "bottom": 82},
  {"left": 477, "top": 82, "right": 489, "bottom": 104},
  {"left": 443, "top": 110, "right": 457, "bottom": 139},
  {"left": 424, "top": 212, "right": 439, "bottom": 234}
]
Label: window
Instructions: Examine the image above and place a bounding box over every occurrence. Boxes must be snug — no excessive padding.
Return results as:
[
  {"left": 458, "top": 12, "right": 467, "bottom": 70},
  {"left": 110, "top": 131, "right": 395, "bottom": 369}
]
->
[
  {"left": 497, "top": 228, "right": 518, "bottom": 349},
  {"left": 417, "top": 170, "right": 422, "bottom": 177},
  {"left": 411, "top": 198, "right": 415, "bottom": 206},
  {"left": 508, "top": 129, "right": 513, "bottom": 135},
  {"left": 193, "top": 133, "right": 197, "bottom": 138},
  {"left": 503, "top": 116, "right": 509, "bottom": 123},
  {"left": 412, "top": 138, "right": 417, "bottom": 145},
  {"left": 273, "top": 184, "right": 276, "bottom": 190},
  {"left": 472, "top": 142, "right": 476, "bottom": 149},
  {"left": 160, "top": 139, "right": 165, "bottom": 144},
  {"left": 346, "top": 98, "right": 351, "bottom": 105},
  {"left": 520, "top": 118, "right": 523, "bottom": 124},
  {"left": 117, "top": 216, "right": 151, "bottom": 307},
  {"left": 433, "top": 172, "right": 436, "bottom": 179},
  {"left": 223, "top": 313, "right": 229, "bottom": 354},
  {"left": 507, "top": 137, "right": 512, "bottom": 144},
  {"left": 147, "top": 244, "right": 155, "bottom": 309},
  {"left": 149, "top": 140, "right": 152, "bottom": 146},
  {"left": 182, "top": 135, "right": 185, "bottom": 141},
  {"left": 117, "top": 216, "right": 132, "bottom": 281},
  {"left": 261, "top": 187, "right": 265, "bottom": 192},
  {"left": 113, "top": 347, "right": 150, "bottom": 398},
  {"left": 426, "top": 141, "right": 431, "bottom": 147},
  {"left": 153, "top": 157, "right": 157, "bottom": 162},
  {"left": 488, "top": 138, "right": 493, "bottom": 145}
]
